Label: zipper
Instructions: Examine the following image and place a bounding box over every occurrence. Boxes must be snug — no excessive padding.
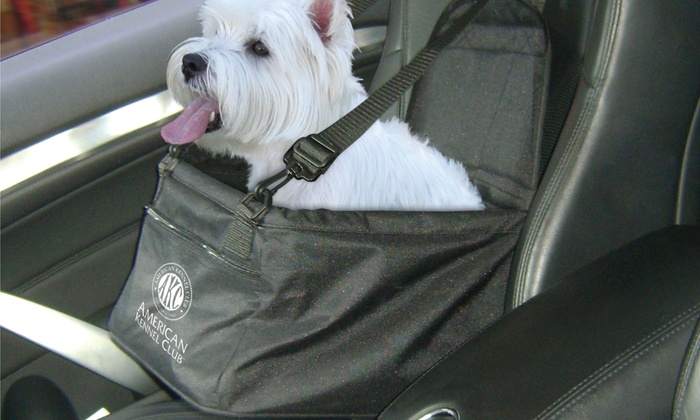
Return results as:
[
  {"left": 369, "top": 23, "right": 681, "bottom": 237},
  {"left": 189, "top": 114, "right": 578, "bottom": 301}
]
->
[{"left": 146, "top": 207, "right": 260, "bottom": 277}]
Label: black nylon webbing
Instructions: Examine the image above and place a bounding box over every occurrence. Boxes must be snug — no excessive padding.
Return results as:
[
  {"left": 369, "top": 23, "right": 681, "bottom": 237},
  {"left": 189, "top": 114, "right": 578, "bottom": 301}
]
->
[{"left": 282, "top": 0, "right": 491, "bottom": 184}]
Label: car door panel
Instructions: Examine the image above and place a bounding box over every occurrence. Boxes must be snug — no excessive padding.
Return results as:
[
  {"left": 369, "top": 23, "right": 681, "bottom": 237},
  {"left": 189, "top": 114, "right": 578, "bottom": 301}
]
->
[{"left": 0, "top": 0, "right": 203, "bottom": 157}]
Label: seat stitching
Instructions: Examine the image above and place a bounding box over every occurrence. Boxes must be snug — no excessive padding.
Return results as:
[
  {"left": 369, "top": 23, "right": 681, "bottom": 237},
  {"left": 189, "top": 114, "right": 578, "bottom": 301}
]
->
[
  {"left": 673, "top": 319, "right": 700, "bottom": 419},
  {"left": 510, "top": 0, "right": 623, "bottom": 308},
  {"left": 535, "top": 304, "right": 700, "bottom": 420}
]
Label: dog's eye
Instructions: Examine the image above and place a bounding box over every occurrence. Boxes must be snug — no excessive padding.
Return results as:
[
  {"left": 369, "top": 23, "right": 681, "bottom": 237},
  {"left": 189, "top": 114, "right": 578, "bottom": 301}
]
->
[{"left": 250, "top": 41, "right": 270, "bottom": 57}]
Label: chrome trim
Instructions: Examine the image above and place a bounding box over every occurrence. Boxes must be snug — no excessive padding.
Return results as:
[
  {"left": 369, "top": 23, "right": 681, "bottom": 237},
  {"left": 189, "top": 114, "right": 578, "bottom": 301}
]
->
[
  {"left": 0, "top": 27, "right": 387, "bottom": 193},
  {"left": 85, "top": 408, "right": 111, "bottom": 420},
  {"left": 0, "top": 292, "right": 160, "bottom": 395},
  {"left": 0, "top": 90, "right": 182, "bottom": 193},
  {"left": 416, "top": 408, "right": 460, "bottom": 420}
]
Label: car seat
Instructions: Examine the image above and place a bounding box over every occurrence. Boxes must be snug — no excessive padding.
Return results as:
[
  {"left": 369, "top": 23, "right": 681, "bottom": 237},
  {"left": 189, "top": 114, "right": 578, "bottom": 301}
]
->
[
  {"left": 370, "top": 0, "right": 700, "bottom": 309},
  {"left": 372, "top": 0, "right": 700, "bottom": 417},
  {"left": 507, "top": 0, "right": 700, "bottom": 308},
  {"left": 111, "top": 0, "right": 698, "bottom": 417}
]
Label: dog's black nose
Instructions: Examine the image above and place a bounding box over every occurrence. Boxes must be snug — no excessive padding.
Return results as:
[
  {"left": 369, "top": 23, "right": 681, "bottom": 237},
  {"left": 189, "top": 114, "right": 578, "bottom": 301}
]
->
[{"left": 182, "top": 53, "right": 208, "bottom": 82}]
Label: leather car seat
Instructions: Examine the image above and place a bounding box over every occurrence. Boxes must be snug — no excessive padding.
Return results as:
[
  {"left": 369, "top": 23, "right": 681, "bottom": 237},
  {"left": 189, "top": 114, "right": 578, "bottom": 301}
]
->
[
  {"left": 505, "top": 0, "right": 700, "bottom": 308},
  {"left": 370, "top": 0, "right": 700, "bottom": 417},
  {"left": 370, "top": 0, "right": 700, "bottom": 310},
  {"left": 675, "top": 314, "right": 700, "bottom": 420}
]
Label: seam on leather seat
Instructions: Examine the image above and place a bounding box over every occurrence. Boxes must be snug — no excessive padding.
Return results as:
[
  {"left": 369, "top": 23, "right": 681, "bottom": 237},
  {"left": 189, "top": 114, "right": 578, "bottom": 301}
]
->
[
  {"left": 673, "top": 317, "right": 700, "bottom": 419},
  {"left": 535, "top": 304, "right": 700, "bottom": 420},
  {"left": 511, "top": 0, "right": 622, "bottom": 308}
]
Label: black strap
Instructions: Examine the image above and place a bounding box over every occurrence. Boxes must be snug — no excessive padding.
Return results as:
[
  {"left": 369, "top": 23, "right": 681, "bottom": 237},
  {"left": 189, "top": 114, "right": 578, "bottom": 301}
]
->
[{"left": 265, "top": 0, "right": 490, "bottom": 199}]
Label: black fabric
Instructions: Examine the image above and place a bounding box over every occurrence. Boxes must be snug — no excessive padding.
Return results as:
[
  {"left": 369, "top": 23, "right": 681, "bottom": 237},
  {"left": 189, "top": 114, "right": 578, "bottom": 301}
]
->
[
  {"left": 109, "top": 157, "right": 525, "bottom": 416},
  {"left": 177, "top": 146, "right": 250, "bottom": 193},
  {"left": 409, "top": 0, "right": 548, "bottom": 209}
]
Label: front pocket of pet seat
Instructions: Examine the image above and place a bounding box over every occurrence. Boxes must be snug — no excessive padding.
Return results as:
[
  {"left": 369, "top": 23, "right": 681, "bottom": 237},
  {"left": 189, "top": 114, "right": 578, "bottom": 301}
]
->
[
  {"left": 110, "top": 208, "right": 266, "bottom": 409},
  {"left": 209, "top": 208, "right": 527, "bottom": 416}
]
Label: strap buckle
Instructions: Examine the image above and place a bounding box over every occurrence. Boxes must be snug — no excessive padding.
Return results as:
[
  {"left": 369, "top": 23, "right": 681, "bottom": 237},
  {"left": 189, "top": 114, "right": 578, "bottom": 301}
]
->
[
  {"left": 284, "top": 134, "right": 339, "bottom": 182},
  {"left": 247, "top": 134, "right": 336, "bottom": 219}
]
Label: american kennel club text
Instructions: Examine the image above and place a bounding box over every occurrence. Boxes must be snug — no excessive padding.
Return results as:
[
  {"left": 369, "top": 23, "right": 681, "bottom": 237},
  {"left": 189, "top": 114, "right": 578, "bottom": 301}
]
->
[{"left": 134, "top": 263, "right": 193, "bottom": 364}]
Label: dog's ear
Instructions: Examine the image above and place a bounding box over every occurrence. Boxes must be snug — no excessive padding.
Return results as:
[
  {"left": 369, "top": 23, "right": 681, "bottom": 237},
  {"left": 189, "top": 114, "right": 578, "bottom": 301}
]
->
[{"left": 307, "top": 0, "right": 348, "bottom": 44}]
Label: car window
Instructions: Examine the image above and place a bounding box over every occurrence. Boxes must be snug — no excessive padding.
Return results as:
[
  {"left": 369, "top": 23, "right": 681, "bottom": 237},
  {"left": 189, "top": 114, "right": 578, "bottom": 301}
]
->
[{"left": 1, "top": 0, "right": 155, "bottom": 59}]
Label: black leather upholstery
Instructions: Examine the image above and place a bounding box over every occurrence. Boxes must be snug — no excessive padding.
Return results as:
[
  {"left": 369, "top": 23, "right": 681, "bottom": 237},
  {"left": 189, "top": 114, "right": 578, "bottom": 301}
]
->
[
  {"left": 675, "top": 316, "right": 700, "bottom": 420},
  {"left": 677, "top": 100, "right": 700, "bottom": 226},
  {"left": 380, "top": 226, "right": 700, "bottom": 420},
  {"left": 508, "top": 0, "right": 700, "bottom": 309}
]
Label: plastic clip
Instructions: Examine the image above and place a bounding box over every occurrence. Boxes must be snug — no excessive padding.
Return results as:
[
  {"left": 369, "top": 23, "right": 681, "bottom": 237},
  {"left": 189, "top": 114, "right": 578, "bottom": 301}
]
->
[
  {"left": 254, "top": 170, "right": 292, "bottom": 202},
  {"left": 159, "top": 145, "right": 189, "bottom": 174},
  {"left": 242, "top": 191, "right": 273, "bottom": 222},
  {"left": 284, "top": 134, "right": 338, "bottom": 182},
  {"left": 167, "top": 144, "right": 191, "bottom": 159}
]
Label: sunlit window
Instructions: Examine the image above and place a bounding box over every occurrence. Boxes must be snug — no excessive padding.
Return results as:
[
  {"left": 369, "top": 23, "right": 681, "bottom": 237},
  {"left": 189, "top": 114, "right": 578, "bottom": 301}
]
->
[{"left": 0, "top": 0, "right": 155, "bottom": 59}]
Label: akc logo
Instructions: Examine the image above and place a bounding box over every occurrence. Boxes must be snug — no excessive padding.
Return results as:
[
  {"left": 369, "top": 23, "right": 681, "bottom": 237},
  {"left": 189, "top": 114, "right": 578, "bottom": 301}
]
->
[{"left": 152, "top": 263, "right": 192, "bottom": 321}]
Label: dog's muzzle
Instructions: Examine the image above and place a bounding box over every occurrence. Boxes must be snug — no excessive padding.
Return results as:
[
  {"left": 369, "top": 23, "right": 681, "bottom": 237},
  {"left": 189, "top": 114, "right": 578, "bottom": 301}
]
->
[{"left": 178, "top": 53, "right": 222, "bottom": 133}]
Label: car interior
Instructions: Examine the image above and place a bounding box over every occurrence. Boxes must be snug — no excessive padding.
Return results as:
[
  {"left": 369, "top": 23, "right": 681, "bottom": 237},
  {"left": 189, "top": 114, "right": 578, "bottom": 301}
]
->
[{"left": 1, "top": 0, "right": 699, "bottom": 419}]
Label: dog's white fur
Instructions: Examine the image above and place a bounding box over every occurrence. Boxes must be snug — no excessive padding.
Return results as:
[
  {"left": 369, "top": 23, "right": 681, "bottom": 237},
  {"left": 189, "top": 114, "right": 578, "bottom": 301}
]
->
[{"left": 163, "top": 0, "right": 484, "bottom": 211}]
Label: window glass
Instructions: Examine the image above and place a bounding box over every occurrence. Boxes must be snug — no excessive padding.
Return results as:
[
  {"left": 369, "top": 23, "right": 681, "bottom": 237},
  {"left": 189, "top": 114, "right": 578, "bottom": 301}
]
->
[{"left": 1, "top": 0, "right": 154, "bottom": 59}]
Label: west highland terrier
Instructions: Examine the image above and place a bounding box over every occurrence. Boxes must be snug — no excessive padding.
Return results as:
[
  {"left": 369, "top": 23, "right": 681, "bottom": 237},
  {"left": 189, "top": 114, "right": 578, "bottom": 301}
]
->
[{"left": 162, "top": 0, "right": 484, "bottom": 211}]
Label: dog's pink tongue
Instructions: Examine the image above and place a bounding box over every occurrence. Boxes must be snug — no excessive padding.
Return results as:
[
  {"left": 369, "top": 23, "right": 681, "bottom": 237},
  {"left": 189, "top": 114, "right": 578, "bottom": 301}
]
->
[{"left": 161, "top": 97, "right": 219, "bottom": 144}]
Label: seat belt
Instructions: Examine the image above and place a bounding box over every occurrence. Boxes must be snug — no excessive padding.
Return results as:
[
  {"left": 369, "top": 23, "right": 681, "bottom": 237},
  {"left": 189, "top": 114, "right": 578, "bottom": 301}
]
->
[{"left": 0, "top": 292, "right": 160, "bottom": 395}]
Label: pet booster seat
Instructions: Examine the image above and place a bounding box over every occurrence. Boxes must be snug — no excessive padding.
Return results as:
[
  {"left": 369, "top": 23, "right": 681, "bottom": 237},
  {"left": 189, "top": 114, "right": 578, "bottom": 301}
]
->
[{"left": 109, "top": 0, "right": 549, "bottom": 415}]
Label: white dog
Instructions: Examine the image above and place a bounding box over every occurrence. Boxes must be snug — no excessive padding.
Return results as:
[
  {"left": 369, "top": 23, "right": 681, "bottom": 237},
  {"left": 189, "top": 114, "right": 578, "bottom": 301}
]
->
[{"left": 162, "top": 0, "right": 484, "bottom": 211}]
